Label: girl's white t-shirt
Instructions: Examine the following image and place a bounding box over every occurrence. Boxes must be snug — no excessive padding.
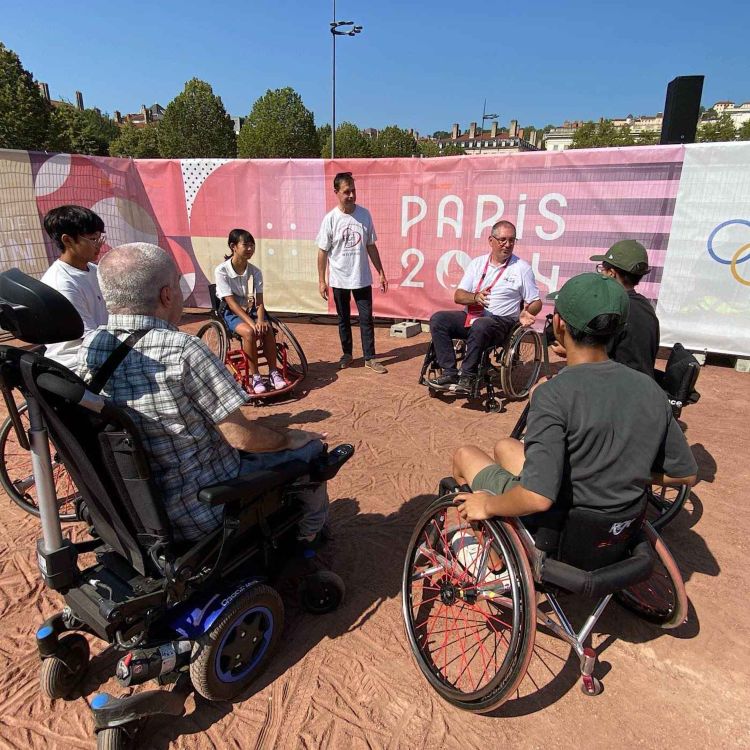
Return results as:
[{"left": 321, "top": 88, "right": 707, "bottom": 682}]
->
[{"left": 214, "top": 259, "right": 264, "bottom": 307}]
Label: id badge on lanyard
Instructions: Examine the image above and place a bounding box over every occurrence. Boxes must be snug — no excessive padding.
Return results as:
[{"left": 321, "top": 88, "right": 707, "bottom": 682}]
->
[{"left": 464, "top": 255, "right": 510, "bottom": 327}]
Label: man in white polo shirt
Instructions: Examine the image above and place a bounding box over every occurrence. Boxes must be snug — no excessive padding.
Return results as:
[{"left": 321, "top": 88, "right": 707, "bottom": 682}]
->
[
  {"left": 428, "top": 220, "right": 541, "bottom": 395},
  {"left": 316, "top": 171, "right": 389, "bottom": 374}
]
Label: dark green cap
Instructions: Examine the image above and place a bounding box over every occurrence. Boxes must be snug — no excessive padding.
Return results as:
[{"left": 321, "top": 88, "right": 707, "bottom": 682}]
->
[
  {"left": 547, "top": 273, "right": 628, "bottom": 334},
  {"left": 590, "top": 239, "right": 650, "bottom": 276}
]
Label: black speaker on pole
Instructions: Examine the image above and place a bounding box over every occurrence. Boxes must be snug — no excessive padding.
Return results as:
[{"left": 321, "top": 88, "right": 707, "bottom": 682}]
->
[{"left": 660, "top": 75, "right": 705, "bottom": 145}]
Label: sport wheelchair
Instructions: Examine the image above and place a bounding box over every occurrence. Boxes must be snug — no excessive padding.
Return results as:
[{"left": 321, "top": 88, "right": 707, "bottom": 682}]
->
[
  {"left": 197, "top": 284, "right": 307, "bottom": 401},
  {"left": 0, "top": 269, "right": 353, "bottom": 749},
  {"left": 418, "top": 323, "right": 545, "bottom": 412},
  {"left": 402, "top": 481, "right": 687, "bottom": 710}
]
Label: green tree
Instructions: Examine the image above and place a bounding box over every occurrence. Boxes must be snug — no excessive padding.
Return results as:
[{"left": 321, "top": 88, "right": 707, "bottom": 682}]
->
[
  {"left": 49, "top": 103, "right": 119, "bottom": 156},
  {"left": 417, "top": 140, "right": 441, "bottom": 157},
  {"left": 440, "top": 144, "right": 466, "bottom": 156},
  {"left": 316, "top": 123, "right": 331, "bottom": 156},
  {"left": 321, "top": 122, "right": 372, "bottom": 158},
  {"left": 374, "top": 125, "right": 416, "bottom": 157},
  {"left": 109, "top": 122, "right": 161, "bottom": 158},
  {"left": 0, "top": 42, "right": 51, "bottom": 150},
  {"left": 697, "top": 113, "right": 737, "bottom": 143},
  {"left": 432, "top": 130, "right": 451, "bottom": 139},
  {"left": 737, "top": 120, "right": 750, "bottom": 141},
  {"left": 570, "top": 120, "right": 637, "bottom": 149},
  {"left": 237, "top": 87, "right": 318, "bottom": 158},
  {"left": 636, "top": 130, "right": 660, "bottom": 145},
  {"left": 159, "top": 78, "right": 236, "bottom": 158}
]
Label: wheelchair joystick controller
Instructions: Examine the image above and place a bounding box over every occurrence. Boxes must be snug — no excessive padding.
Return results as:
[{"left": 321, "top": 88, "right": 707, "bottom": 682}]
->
[{"left": 116, "top": 641, "right": 192, "bottom": 687}]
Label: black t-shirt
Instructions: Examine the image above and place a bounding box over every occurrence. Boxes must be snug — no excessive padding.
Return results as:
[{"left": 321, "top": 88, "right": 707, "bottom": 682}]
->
[
  {"left": 607, "top": 290, "right": 659, "bottom": 378},
  {"left": 521, "top": 360, "right": 697, "bottom": 512}
]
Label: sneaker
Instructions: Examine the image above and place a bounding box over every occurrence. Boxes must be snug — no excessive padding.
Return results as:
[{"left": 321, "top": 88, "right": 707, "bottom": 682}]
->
[
  {"left": 365, "top": 359, "right": 387, "bottom": 374},
  {"left": 427, "top": 374, "right": 458, "bottom": 390},
  {"left": 339, "top": 353, "right": 353, "bottom": 370},
  {"left": 450, "top": 375, "right": 475, "bottom": 394},
  {"left": 251, "top": 375, "right": 267, "bottom": 394},
  {"left": 269, "top": 370, "right": 286, "bottom": 390}
]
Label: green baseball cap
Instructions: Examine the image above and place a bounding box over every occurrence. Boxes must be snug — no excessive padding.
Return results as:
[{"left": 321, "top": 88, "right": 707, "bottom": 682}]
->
[
  {"left": 547, "top": 273, "right": 628, "bottom": 334},
  {"left": 590, "top": 239, "right": 650, "bottom": 276}
]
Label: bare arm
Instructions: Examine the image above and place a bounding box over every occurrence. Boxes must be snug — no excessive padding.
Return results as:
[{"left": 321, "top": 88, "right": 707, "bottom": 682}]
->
[
  {"left": 650, "top": 472, "right": 698, "bottom": 487},
  {"left": 525, "top": 298, "right": 542, "bottom": 316},
  {"left": 317, "top": 249, "right": 329, "bottom": 300},
  {"left": 455, "top": 484, "right": 553, "bottom": 521},
  {"left": 217, "top": 408, "right": 287, "bottom": 452},
  {"left": 366, "top": 244, "right": 388, "bottom": 292},
  {"left": 454, "top": 288, "right": 479, "bottom": 306}
]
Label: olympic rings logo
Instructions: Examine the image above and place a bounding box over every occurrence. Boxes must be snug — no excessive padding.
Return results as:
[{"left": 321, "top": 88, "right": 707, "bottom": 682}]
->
[{"left": 706, "top": 219, "right": 750, "bottom": 287}]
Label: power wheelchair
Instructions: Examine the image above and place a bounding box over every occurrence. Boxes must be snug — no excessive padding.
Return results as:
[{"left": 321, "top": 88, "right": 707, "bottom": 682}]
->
[
  {"left": 0, "top": 269, "right": 353, "bottom": 749},
  {"left": 196, "top": 284, "right": 308, "bottom": 402},
  {"left": 402, "top": 479, "right": 687, "bottom": 710},
  {"left": 418, "top": 323, "right": 545, "bottom": 413}
]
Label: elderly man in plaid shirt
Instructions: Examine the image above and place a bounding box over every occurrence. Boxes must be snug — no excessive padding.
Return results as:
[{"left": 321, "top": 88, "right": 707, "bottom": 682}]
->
[{"left": 77, "top": 242, "right": 328, "bottom": 544}]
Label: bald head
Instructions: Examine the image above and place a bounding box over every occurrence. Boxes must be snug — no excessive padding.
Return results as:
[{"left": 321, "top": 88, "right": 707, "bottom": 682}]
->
[{"left": 99, "top": 243, "right": 180, "bottom": 316}]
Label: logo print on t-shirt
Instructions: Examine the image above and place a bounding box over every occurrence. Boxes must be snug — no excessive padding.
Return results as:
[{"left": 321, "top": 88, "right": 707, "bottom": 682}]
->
[{"left": 342, "top": 227, "right": 362, "bottom": 248}]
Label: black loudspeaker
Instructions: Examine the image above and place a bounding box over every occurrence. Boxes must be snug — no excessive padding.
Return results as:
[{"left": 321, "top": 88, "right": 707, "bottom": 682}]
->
[{"left": 660, "top": 76, "right": 704, "bottom": 145}]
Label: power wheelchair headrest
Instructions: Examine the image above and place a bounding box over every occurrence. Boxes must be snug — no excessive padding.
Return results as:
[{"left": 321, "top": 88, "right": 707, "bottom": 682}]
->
[{"left": 0, "top": 268, "right": 84, "bottom": 344}]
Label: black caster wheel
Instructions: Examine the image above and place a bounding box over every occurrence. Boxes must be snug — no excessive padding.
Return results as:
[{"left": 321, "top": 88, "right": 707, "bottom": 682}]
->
[
  {"left": 581, "top": 676, "right": 603, "bottom": 696},
  {"left": 97, "top": 726, "right": 128, "bottom": 750},
  {"left": 299, "top": 571, "right": 345, "bottom": 614},
  {"left": 40, "top": 633, "right": 90, "bottom": 699},
  {"left": 485, "top": 398, "right": 503, "bottom": 413}
]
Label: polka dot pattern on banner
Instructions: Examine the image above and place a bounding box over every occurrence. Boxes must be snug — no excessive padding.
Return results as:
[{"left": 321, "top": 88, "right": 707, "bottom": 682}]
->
[{"left": 180, "top": 159, "right": 230, "bottom": 222}]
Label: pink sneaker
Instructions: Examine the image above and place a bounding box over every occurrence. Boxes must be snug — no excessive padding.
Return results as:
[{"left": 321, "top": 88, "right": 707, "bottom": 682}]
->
[
  {"left": 270, "top": 370, "right": 286, "bottom": 390},
  {"left": 251, "top": 375, "right": 267, "bottom": 394}
]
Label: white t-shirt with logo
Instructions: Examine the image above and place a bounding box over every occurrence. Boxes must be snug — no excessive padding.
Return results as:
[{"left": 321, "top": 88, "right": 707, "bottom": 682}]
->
[
  {"left": 316, "top": 205, "right": 377, "bottom": 289},
  {"left": 214, "top": 259, "right": 264, "bottom": 308},
  {"left": 41, "top": 260, "right": 108, "bottom": 369},
  {"left": 458, "top": 254, "right": 540, "bottom": 318}
]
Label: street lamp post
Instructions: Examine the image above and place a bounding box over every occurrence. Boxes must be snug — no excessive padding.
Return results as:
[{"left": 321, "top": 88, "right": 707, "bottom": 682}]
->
[
  {"left": 478, "top": 98, "right": 498, "bottom": 154},
  {"left": 330, "top": 0, "right": 362, "bottom": 159}
]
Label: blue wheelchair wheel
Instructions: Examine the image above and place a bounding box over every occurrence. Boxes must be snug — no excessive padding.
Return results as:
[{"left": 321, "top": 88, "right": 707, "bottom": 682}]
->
[{"left": 190, "top": 584, "right": 283, "bottom": 701}]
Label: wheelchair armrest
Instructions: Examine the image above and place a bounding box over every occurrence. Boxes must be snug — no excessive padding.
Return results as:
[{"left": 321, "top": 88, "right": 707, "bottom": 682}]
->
[
  {"left": 197, "top": 459, "right": 310, "bottom": 507},
  {"left": 310, "top": 443, "right": 355, "bottom": 481}
]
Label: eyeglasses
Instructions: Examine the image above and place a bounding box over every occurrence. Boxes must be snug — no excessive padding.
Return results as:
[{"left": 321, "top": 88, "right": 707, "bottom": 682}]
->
[
  {"left": 491, "top": 235, "right": 516, "bottom": 245},
  {"left": 82, "top": 233, "right": 107, "bottom": 248}
]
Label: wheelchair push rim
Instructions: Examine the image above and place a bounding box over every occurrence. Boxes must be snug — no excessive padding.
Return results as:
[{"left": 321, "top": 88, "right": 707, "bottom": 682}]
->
[
  {"left": 646, "top": 483, "right": 690, "bottom": 531},
  {"left": 402, "top": 496, "right": 536, "bottom": 711},
  {"left": 196, "top": 320, "right": 228, "bottom": 364},
  {"left": 501, "top": 327, "right": 544, "bottom": 400}
]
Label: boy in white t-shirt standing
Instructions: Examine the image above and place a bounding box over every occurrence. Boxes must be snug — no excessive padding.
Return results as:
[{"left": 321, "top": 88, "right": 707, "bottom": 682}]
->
[
  {"left": 41, "top": 205, "right": 108, "bottom": 369},
  {"left": 316, "top": 172, "right": 389, "bottom": 374}
]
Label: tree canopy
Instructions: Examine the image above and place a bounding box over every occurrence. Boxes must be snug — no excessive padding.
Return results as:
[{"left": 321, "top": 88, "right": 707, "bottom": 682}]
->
[
  {"left": 237, "top": 87, "right": 318, "bottom": 158},
  {"left": 0, "top": 42, "right": 51, "bottom": 150},
  {"left": 109, "top": 122, "right": 161, "bottom": 158},
  {"left": 738, "top": 120, "right": 750, "bottom": 141},
  {"left": 321, "top": 122, "right": 373, "bottom": 158},
  {"left": 48, "top": 104, "right": 119, "bottom": 156},
  {"left": 158, "top": 78, "right": 236, "bottom": 159},
  {"left": 374, "top": 125, "right": 416, "bottom": 157},
  {"left": 697, "top": 113, "right": 737, "bottom": 143},
  {"left": 569, "top": 120, "right": 640, "bottom": 149}
]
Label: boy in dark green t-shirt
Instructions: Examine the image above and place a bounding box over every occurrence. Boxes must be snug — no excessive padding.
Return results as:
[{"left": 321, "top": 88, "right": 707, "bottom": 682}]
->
[{"left": 452, "top": 273, "right": 697, "bottom": 524}]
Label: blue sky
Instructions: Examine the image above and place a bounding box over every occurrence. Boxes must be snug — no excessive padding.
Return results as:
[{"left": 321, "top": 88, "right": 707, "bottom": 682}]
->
[{"left": 3, "top": 0, "right": 749, "bottom": 135}]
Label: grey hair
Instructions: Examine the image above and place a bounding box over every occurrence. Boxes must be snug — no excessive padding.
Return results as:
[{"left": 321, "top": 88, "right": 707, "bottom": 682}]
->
[
  {"left": 98, "top": 242, "right": 178, "bottom": 315},
  {"left": 491, "top": 220, "right": 517, "bottom": 237}
]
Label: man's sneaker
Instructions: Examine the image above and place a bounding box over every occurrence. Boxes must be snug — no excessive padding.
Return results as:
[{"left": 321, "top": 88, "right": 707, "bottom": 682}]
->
[
  {"left": 450, "top": 375, "right": 475, "bottom": 395},
  {"left": 269, "top": 370, "right": 286, "bottom": 390},
  {"left": 339, "top": 353, "right": 353, "bottom": 370},
  {"left": 365, "top": 359, "right": 387, "bottom": 374},
  {"left": 251, "top": 375, "right": 267, "bottom": 394},
  {"left": 427, "top": 374, "right": 458, "bottom": 390}
]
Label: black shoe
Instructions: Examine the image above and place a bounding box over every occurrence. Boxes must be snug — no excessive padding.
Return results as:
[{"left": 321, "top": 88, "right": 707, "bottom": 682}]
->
[
  {"left": 427, "top": 374, "right": 458, "bottom": 390},
  {"left": 339, "top": 353, "right": 353, "bottom": 369},
  {"left": 450, "top": 375, "right": 475, "bottom": 394}
]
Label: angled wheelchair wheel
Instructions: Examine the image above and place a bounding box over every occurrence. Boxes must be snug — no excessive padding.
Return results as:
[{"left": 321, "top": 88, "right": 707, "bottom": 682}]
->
[
  {"left": 40, "top": 633, "right": 90, "bottom": 699},
  {"left": 0, "top": 405, "right": 80, "bottom": 521},
  {"left": 196, "top": 320, "right": 228, "bottom": 364},
  {"left": 270, "top": 317, "right": 308, "bottom": 384},
  {"left": 646, "top": 483, "right": 690, "bottom": 531},
  {"left": 501, "top": 327, "right": 543, "bottom": 400},
  {"left": 402, "top": 496, "right": 536, "bottom": 712},
  {"left": 615, "top": 524, "right": 688, "bottom": 628},
  {"left": 96, "top": 727, "right": 128, "bottom": 750},
  {"left": 190, "top": 584, "right": 283, "bottom": 701},
  {"left": 299, "top": 571, "right": 346, "bottom": 614}
]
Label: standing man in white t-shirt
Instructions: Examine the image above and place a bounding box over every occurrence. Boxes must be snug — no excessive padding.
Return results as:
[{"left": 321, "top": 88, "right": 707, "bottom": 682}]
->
[
  {"left": 40, "top": 205, "right": 108, "bottom": 369},
  {"left": 316, "top": 172, "right": 389, "bottom": 374},
  {"left": 427, "top": 221, "right": 541, "bottom": 395}
]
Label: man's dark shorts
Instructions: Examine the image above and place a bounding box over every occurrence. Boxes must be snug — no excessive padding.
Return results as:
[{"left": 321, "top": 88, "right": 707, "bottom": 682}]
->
[{"left": 471, "top": 464, "right": 521, "bottom": 495}]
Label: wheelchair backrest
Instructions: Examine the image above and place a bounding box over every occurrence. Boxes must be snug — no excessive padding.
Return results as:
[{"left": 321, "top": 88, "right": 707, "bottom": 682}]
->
[
  {"left": 661, "top": 343, "right": 701, "bottom": 406},
  {"left": 208, "top": 284, "right": 221, "bottom": 315},
  {"left": 555, "top": 501, "right": 646, "bottom": 572}
]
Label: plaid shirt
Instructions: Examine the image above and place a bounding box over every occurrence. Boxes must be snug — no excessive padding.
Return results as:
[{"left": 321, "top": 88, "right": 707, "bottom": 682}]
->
[{"left": 77, "top": 315, "right": 249, "bottom": 541}]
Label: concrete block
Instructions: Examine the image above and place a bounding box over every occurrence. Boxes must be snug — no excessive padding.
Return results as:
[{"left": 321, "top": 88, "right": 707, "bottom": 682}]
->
[
  {"left": 692, "top": 350, "right": 707, "bottom": 366},
  {"left": 735, "top": 357, "right": 750, "bottom": 373},
  {"left": 390, "top": 321, "right": 422, "bottom": 339},
  {"left": 421, "top": 322, "right": 431, "bottom": 334}
]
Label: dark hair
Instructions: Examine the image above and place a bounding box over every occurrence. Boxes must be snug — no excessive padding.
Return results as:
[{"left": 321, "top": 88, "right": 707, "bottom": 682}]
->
[
  {"left": 333, "top": 171, "right": 354, "bottom": 191},
  {"left": 225, "top": 228, "right": 255, "bottom": 260},
  {"left": 43, "top": 205, "right": 105, "bottom": 252},
  {"left": 564, "top": 313, "right": 623, "bottom": 347},
  {"left": 602, "top": 261, "right": 642, "bottom": 288}
]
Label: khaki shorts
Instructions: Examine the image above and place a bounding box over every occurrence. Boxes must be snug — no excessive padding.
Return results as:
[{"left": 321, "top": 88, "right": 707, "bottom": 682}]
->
[{"left": 471, "top": 464, "right": 521, "bottom": 495}]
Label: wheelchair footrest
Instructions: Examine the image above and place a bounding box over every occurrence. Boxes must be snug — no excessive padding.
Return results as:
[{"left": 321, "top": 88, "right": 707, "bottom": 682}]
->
[{"left": 92, "top": 679, "right": 189, "bottom": 730}]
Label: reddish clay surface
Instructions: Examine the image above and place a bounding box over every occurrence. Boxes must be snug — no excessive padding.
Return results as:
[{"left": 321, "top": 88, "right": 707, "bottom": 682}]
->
[{"left": 0, "top": 315, "right": 746, "bottom": 749}]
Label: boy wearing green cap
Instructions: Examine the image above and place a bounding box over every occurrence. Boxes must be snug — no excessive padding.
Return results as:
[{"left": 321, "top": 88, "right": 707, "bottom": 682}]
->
[{"left": 452, "top": 272, "right": 696, "bottom": 523}]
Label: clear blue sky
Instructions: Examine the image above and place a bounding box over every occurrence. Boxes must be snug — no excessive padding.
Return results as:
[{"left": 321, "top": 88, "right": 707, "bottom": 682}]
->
[{"left": 4, "top": 0, "right": 749, "bottom": 135}]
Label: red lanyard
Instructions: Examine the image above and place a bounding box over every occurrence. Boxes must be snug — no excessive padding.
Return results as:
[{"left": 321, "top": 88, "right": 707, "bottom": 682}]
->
[{"left": 474, "top": 254, "right": 512, "bottom": 295}]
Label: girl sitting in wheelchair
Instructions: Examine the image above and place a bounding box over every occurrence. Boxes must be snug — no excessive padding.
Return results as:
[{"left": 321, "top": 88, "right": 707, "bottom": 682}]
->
[{"left": 215, "top": 228, "right": 286, "bottom": 394}]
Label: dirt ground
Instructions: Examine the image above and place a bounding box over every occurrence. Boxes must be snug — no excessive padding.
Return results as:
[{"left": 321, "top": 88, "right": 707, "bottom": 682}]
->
[{"left": 0, "top": 314, "right": 747, "bottom": 750}]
